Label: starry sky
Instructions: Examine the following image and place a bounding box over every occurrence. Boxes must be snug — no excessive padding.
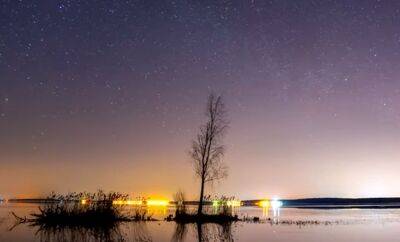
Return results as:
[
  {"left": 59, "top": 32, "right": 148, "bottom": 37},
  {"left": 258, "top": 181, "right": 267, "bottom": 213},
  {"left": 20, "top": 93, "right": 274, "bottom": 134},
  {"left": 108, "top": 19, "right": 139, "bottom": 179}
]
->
[{"left": 2, "top": 0, "right": 400, "bottom": 199}]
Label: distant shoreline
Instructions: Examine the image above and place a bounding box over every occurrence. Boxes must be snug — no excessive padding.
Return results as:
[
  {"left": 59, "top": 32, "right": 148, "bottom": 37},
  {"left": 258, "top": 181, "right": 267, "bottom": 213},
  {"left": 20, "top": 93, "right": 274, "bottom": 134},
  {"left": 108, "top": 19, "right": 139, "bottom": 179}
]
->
[
  {"left": 5, "top": 197, "right": 400, "bottom": 209},
  {"left": 261, "top": 197, "right": 400, "bottom": 209},
  {"left": 291, "top": 205, "right": 400, "bottom": 209}
]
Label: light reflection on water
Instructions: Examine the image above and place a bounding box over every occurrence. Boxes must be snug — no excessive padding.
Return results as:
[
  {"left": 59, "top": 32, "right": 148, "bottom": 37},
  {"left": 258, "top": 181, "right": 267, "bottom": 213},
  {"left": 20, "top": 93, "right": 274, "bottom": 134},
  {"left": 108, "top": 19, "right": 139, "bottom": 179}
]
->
[
  {"left": 25, "top": 222, "right": 234, "bottom": 242},
  {"left": 2, "top": 203, "right": 400, "bottom": 241}
]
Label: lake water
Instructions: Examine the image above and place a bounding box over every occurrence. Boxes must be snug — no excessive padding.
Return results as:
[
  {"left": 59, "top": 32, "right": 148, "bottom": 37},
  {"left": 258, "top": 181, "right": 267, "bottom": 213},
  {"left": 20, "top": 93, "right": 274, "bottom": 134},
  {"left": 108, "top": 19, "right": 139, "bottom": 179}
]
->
[{"left": 2, "top": 202, "right": 400, "bottom": 241}]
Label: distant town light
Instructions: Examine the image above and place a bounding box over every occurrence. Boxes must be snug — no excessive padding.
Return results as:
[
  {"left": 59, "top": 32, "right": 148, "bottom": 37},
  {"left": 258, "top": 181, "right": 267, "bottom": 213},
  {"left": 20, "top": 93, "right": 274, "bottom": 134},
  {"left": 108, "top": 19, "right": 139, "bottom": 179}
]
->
[
  {"left": 127, "top": 200, "right": 143, "bottom": 205},
  {"left": 147, "top": 199, "right": 169, "bottom": 206},
  {"left": 271, "top": 198, "right": 283, "bottom": 209},
  {"left": 112, "top": 200, "right": 143, "bottom": 205},
  {"left": 212, "top": 200, "right": 241, "bottom": 207},
  {"left": 259, "top": 200, "right": 270, "bottom": 208},
  {"left": 81, "top": 199, "right": 87, "bottom": 205},
  {"left": 227, "top": 200, "right": 242, "bottom": 207},
  {"left": 212, "top": 200, "right": 220, "bottom": 207}
]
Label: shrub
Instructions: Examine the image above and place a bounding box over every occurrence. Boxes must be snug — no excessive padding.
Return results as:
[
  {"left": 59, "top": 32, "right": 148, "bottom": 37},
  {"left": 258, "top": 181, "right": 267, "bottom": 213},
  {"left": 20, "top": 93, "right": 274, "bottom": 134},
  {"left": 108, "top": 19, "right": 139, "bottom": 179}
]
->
[{"left": 30, "top": 190, "right": 129, "bottom": 226}]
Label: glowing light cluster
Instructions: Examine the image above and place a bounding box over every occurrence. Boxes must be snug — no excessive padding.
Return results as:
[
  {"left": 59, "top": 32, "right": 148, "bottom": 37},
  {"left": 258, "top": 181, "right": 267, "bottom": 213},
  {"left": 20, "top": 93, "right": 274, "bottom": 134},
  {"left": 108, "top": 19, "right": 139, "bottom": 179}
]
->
[
  {"left": 212, "top": 200, "right": 242, "bottom": 207},
  {"left": 112, "top": 200, "right": 143, "bottom": 205},
  {"left": 258, "top": 197, "right": 283, "bottom": 209},
  {"left": 112, "top": 199, "right": 169, "bottom": 206},
  {"left": 259, "top": 200, "right": 270, "bottom": 208},
  {"left": 146, "top": 199, "right": 169, "bottom": 206},
  {"left": 227, "top": 200, "right": 242, "bottom": 207},
  {"left": 81, "top": 199, "right": 87, "bottom": 205},
  {"left": 271, "top": 199, "right": 283, "bottom": 209},
  {"left": 212, "top": 200, "right": 220, "bottom": 207}
]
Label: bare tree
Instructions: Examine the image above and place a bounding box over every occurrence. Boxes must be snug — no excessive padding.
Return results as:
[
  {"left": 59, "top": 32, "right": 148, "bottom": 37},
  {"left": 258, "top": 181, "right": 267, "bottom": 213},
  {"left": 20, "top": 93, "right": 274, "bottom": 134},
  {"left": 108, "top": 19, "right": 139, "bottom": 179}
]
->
[{"left": 190, "top": 93, "right": 229, "bottom": 215}]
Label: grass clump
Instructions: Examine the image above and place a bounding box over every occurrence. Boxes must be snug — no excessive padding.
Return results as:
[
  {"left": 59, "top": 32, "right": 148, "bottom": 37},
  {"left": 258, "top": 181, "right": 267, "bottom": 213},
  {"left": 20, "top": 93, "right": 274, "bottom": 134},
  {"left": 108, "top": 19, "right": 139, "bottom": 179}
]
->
[
  {"left": 172, "top": 192, "right": 239, "bottom": 224},
  {"left": 31, "top": 191, "right": 128, "bottom": 226},
  {"left": 131, "top": 207, "right": 154, "bottom": 221},
  {"left": 12, "top": 190, "right": 152, "bottom": 229}
]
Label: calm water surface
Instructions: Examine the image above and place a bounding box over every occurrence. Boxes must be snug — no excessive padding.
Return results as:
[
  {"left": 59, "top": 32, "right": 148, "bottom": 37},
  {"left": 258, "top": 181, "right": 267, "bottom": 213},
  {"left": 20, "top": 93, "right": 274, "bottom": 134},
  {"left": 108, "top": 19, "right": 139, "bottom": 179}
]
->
[{"left": 1, "top": 202, "right": 400, "bottom": 241}]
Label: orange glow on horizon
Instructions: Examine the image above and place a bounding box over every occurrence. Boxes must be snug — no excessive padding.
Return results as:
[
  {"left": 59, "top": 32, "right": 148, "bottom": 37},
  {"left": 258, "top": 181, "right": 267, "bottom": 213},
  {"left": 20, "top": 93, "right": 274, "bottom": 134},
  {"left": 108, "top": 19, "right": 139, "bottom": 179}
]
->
[
  {"left": 259, "top": 200, "right": 270, "bottom": 208},
  {"left": 112, "top": 200, "right": 143, "bottom": 205},
  {"left": 146, "top": 199, "right": 169, "bottom": 206}
]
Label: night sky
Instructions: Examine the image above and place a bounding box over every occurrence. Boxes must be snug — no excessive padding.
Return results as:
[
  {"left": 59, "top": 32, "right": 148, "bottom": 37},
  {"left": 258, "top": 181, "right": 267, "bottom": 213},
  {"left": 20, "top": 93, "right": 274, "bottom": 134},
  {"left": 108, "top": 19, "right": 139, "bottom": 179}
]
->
[{"left": 2, "top": 0, "right": 400, "bottom": 199}]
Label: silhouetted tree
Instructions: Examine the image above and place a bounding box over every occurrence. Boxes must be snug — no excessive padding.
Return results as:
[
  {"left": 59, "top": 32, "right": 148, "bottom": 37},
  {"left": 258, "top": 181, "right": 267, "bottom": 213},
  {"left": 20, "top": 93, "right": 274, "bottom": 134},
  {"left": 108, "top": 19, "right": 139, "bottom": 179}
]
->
[{"left": 190, "top": 93, "right": 229, "bottom": 215}]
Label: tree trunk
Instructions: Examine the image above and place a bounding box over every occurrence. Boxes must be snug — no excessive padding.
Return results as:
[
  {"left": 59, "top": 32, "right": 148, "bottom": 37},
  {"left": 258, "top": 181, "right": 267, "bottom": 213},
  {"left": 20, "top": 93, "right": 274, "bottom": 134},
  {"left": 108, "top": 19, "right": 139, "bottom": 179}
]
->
[
  {"left": 197, "top": 177, "right": 205, "bottom": 215},
  {"left": 197, "top": 222, "right": 203, "bottom": 242}
]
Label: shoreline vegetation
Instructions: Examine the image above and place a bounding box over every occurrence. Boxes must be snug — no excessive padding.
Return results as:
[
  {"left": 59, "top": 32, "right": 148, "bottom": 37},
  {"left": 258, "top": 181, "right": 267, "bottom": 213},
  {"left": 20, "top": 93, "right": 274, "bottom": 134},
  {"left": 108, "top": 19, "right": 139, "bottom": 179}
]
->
[
  {"left": 10, "top": 191, "right": 155, "bottom": 230},
  {"left": 8, "top": 197, "right": 400, "bottom": 209},
  {"left": 10, "top": 191, "right": 241, "bottom": 230},
  {"left": 10, "top": 194, "right": 400, "bottom": 230},
  {"left": 170, "top": 191, "right": 239, "bottom": 224},
  {"left": 10, "top": 190, "right": 400, "bottom": 233}
]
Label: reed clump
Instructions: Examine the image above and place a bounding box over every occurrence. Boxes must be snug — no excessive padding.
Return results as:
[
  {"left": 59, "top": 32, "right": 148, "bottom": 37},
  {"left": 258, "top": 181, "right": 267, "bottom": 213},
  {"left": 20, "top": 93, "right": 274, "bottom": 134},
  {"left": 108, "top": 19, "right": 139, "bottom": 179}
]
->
[
  {"left": 12, "top": 190, "right": 152, "bottom": 228},
  {"left": 34, "top": 191, "right": 127, "bottom": 226},
  {"left": 172, "top": 193, "right": 238, "bottom": 224}
]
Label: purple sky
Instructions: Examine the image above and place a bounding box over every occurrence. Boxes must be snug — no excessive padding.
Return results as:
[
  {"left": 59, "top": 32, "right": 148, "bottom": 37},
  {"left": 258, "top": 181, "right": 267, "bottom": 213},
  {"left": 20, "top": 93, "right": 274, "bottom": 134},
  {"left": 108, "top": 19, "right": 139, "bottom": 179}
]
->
[{"left": 1, "top": 0, "right": 400, "bottom": 199}]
